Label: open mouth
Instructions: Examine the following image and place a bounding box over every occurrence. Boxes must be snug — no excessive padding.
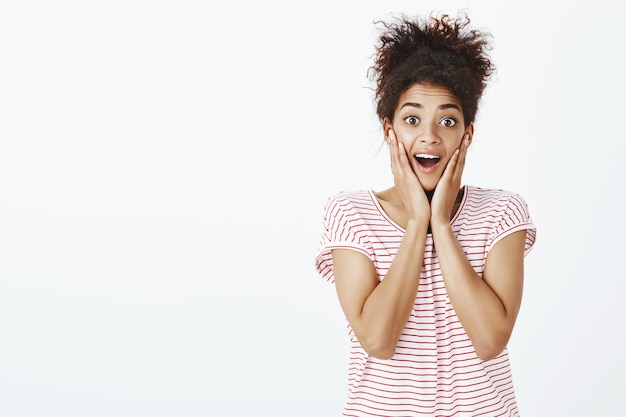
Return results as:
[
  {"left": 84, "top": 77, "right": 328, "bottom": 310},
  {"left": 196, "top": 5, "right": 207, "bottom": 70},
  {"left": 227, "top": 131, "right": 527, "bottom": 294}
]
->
[{"left": 414, "top": 154, "right": 440, "bottom": 168}]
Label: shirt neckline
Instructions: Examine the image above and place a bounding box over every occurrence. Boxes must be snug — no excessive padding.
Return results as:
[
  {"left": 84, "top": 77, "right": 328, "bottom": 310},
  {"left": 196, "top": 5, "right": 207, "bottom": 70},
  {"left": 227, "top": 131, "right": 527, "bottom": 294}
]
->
[{"left": 367, "top": 185, "right": 469, "bottom": 233}]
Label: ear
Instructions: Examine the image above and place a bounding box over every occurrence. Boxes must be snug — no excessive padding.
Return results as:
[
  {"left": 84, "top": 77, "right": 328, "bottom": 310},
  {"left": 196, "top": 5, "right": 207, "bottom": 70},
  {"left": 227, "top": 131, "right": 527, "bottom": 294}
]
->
[
  {"left": 383, "top": 118, "right": 393, "bottom": 141},
  {"left": 465, "top": 123, "right": 475, "bottom": 146}
]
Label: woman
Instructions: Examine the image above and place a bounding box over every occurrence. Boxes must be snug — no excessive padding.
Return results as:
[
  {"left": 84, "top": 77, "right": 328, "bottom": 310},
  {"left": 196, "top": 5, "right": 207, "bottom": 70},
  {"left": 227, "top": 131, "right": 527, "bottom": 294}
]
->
[{"left": 315, "top": 12, "right": 536, "bottom": 416}]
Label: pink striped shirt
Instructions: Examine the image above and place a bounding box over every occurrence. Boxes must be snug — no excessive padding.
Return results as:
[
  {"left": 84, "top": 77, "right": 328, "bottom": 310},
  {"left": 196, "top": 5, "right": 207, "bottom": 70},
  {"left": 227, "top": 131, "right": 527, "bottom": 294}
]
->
[{"left": 315, "top": 185, "right": 536, "bottom": 416}]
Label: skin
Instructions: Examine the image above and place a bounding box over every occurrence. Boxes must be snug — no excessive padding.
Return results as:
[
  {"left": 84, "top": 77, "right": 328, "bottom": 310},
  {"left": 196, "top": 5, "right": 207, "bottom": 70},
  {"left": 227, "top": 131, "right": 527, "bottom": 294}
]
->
[{"left": 331, "top": 83, "right": 527, "bottom": 361}]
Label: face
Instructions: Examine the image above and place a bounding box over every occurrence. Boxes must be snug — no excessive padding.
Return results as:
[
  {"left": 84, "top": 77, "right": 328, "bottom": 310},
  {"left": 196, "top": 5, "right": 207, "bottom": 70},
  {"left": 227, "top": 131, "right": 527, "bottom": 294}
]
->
[{"left": 384, "top": 83, "right": 473, "bottom": 191}]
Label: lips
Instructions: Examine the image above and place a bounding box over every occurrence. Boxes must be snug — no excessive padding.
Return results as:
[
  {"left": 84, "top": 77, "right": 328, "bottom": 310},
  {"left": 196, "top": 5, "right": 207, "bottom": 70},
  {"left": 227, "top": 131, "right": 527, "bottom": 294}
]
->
[{"left": 414, "top": 153, "right": 441, "bottom": 168}]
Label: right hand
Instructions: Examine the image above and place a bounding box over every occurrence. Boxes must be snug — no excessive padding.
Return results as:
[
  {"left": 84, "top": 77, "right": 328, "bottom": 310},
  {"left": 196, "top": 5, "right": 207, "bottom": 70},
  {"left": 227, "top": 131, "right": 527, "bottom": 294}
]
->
[{"left": 387, "top": 129, "right": 431, "bottom": 224}]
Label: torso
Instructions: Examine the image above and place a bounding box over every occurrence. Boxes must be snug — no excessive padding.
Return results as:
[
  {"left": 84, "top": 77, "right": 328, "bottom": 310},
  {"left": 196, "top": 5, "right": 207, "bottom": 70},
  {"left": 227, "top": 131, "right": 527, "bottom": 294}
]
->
[
  {"left": 314, "top": 185, "right": 535, "bottom": 416},
  {"left": 374, "top": 186, "right": 464, "bottom": 229}
]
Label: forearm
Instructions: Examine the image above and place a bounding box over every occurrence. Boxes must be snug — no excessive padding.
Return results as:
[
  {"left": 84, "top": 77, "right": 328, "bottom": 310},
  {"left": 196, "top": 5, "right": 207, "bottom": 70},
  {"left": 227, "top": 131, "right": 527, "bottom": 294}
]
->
[
  {"left": 357, "top": 219, "right": 428, "bottom": 358},
  {"left": 431, "top": 222, "right": 512, "bottom": 360}
]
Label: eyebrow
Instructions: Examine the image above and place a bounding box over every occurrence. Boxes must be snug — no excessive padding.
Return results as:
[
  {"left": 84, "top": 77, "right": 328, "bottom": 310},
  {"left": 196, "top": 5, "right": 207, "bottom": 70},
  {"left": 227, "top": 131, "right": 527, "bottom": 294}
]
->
[{"left": 400, "top": 102, "right": 461, "bottom": 111}]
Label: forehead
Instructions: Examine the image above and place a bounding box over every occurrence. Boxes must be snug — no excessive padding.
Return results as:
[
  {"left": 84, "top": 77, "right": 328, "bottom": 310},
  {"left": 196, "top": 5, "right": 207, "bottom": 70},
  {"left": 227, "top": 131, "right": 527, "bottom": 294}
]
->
[{"left": 396, "top": 83, "right": 462, "bottom": 109}]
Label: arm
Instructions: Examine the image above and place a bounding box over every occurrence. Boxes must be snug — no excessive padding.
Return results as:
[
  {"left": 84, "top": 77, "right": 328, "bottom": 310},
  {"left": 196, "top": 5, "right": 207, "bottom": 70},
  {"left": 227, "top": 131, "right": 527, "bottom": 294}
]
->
[
  {"left": 331, "top": 130, "right": 431, "bottom": 360},
  {"left": 430, "top": 136, "right": 527, "bottom": 360},
  {"left": 430, "top": 225, "right": 527, "bottom": 361},
  {"left": 332, "top": 218, "right": 428, "bottom": 360}
]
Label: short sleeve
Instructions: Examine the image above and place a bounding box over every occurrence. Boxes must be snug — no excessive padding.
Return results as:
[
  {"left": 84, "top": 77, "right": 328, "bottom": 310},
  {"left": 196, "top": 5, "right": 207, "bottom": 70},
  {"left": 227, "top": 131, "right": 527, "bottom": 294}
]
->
[
  {"left": 488, "top": 192, "right": 537, "bottom": 256},
  {"left": 314, "top": 194, "right": 373, "bottom": 284}
]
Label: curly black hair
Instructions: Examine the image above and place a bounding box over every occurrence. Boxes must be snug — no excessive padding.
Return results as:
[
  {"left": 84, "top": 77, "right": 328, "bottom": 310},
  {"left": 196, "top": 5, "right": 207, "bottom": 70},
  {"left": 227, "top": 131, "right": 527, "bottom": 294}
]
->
[{"left": 369, "top": 12, "right": 495, "bottom": 127}]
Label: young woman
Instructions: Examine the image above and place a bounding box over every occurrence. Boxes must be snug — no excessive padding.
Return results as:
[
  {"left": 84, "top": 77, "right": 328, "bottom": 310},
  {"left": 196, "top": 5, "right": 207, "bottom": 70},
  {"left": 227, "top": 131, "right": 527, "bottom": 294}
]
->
[{"left": 315, "top": 12, "right": 537, "bottom": 416}]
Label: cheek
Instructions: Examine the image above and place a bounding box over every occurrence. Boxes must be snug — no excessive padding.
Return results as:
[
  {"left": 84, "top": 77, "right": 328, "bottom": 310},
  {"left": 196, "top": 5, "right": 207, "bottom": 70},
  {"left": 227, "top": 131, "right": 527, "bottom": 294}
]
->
[
  {"left": 393, "top": 127, "right": 415, "bottom": 148},
  {"left": 398, "top": 136, "right": 413, "bottom": 148},
  {"left": 450, "top": 134, "right": 465, "bottom": 150},
  {"left": 440, "top": 136, "right": 464, "bottom": 162}
]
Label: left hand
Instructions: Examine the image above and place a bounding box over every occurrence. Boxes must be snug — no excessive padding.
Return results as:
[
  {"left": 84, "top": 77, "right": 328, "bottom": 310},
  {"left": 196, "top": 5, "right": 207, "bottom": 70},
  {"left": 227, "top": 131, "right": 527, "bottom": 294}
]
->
[{"left": 430, "top": 133, "right": 470, "bottom": 226}]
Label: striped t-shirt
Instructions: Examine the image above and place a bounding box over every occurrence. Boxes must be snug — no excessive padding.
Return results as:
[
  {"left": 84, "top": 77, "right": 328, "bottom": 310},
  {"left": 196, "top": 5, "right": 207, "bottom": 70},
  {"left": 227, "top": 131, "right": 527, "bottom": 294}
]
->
[{"left": 315, "top": 185, "right": 536, "bottom": 417}]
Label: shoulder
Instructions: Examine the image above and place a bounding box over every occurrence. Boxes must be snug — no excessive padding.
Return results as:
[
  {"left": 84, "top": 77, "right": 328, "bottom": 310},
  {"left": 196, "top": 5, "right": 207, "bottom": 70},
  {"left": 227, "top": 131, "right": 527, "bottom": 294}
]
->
[
  {"left": 316, "top": 190, "right": 380, "bottom": 270},
  {"left": 464, "top": 185, "right": 536, "bottom": 253},
  {"left": 466, "top": 185, "right": 525, "bottom": 200},
  {"left": 320, "top": 189, "right": 386, "bottom": 237},
  {"left": 322, "top": 189, "right": 376, "bottom": 214},
  {"left": 466, "top": 185, "right": 531, "bottom": 211},
  {"left": 325, "top": 189, "right": 372, "bottom": 204}
]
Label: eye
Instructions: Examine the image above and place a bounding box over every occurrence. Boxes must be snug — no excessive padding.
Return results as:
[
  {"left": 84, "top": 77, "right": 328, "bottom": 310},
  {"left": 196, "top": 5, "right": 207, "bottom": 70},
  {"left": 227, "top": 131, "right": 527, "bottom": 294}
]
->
[
  {"left": 404, "top": 116, "right": 420, "bottom": 125},
  {"left": 440, "top": 117, "right": 457, "bottom": 127}
]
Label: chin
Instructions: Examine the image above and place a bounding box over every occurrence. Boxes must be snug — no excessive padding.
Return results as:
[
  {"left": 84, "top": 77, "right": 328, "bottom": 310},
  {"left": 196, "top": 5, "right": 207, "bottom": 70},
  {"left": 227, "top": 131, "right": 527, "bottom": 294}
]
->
[
  {"left": 415, "top": 170, "right": 442, "bottom": 192},
  {"left": 419, "top": 179, "right": 439, "bottom": 192}
]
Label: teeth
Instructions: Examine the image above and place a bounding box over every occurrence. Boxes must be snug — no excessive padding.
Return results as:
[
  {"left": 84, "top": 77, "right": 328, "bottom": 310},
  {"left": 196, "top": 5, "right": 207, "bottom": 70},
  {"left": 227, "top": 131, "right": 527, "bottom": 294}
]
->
[{"left": 414, "top": 154, "right": 439, "bottom": 159}]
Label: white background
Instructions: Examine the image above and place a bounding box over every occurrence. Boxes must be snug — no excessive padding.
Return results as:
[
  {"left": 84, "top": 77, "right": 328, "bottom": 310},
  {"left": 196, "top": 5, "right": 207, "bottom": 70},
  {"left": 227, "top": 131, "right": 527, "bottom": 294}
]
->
[{"left": 1, "top": 0, "right": 625, "bottom": 416}]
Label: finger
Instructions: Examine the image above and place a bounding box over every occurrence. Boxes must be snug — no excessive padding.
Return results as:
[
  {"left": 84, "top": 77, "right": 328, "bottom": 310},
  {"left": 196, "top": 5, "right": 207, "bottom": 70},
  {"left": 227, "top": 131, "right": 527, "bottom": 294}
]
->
[
  {"left": 442, "top": 148, "right": 460, "bottom": 181},
  {"left": 387, "top": 130, "right": 399, "bottom": 173},
  {"left": 390, "top": 130, "right": 403, "bottom": 163},
  {"left": 398, "top": 141, "right": 410, "bottom": 167},
  {"left": 453, "top": 134, "right": 470, "bottom": 180},
  {"left": 388, "top": 129, "right": 397, "bottom": 140},
  {"left": 443, "top": 134, "right": 467, "bottom": 184},
  {"left": 391, "top": 131, "right": 411, "bottom": 173},
  {"left": 390, "top": 131, "right": 412, "bottom": 170}
]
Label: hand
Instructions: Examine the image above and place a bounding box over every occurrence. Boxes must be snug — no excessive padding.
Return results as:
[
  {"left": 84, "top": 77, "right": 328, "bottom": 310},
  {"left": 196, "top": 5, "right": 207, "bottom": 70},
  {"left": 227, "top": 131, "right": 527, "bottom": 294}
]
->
[
  {"left": 430, "top": 133, "right": 469, "bottom": 226},
  {"left": 387, "top": 130, "right": 430, "bottom": 223}
]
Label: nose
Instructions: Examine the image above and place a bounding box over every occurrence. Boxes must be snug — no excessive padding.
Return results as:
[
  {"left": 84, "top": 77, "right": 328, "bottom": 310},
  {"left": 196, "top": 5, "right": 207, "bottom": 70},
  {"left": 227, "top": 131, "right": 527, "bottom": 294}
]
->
[
  {"left": 417, "top": 125, "right": 441, "bottom": 144},
  {"left": 418, "top": 136, "right": 438, "bottom": 144}
]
